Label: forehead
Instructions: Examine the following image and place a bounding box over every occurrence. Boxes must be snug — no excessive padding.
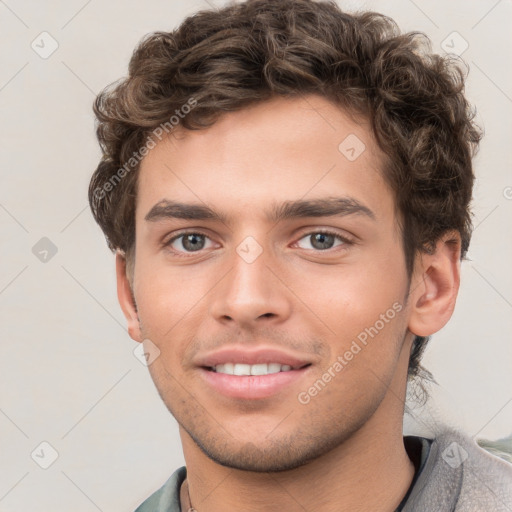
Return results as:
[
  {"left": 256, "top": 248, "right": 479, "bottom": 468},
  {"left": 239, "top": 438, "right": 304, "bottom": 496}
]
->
[{"left": 136, "top": 94, "right": 393, "bottom": 224}]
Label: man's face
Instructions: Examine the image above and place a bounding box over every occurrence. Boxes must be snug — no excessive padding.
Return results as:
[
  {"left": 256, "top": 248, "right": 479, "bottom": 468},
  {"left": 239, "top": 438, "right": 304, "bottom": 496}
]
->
[{"left": 129, "top": 95, "right": 414, "bottom": 471}]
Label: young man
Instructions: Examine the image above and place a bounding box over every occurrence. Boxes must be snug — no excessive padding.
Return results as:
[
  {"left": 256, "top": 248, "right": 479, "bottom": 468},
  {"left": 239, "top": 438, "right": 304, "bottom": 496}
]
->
[{"left": 88, "top": 0, "right": 512, "bottom": 510}]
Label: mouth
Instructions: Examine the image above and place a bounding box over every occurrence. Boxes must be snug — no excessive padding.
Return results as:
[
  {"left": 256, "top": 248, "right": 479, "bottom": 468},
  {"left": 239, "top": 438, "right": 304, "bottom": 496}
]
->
[{"left": 196, "top": 347, "right": 313, "bottom": 400}]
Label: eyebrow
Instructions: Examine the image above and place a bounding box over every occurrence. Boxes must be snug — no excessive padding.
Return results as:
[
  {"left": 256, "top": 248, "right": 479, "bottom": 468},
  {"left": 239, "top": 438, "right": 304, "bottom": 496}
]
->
[{"left": 144, "top": 197, "right": 376, "bottom": 224}]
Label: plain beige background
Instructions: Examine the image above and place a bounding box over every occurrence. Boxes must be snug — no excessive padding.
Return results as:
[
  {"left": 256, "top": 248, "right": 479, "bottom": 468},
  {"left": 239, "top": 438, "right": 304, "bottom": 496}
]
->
[{"left": 1, "top": 0, "right": 511, "bottom": 510}]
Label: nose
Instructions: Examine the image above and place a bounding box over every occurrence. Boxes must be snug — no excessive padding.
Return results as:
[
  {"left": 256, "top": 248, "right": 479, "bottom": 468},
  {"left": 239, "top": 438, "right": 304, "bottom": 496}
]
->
[{"left": 209, "top": 241, "right": 293, "bottom": 329}]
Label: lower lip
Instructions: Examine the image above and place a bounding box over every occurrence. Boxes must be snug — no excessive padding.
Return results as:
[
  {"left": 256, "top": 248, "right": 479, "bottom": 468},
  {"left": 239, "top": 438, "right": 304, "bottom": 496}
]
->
[{"left": 199, "top": 367, "right": 310, "bottom": 400}]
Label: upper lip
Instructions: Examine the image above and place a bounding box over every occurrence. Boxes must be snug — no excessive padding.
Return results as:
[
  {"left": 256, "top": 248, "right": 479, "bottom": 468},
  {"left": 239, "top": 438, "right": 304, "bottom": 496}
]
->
[{"left": 194, "top": 346, "right": 312, "bottom": 370}]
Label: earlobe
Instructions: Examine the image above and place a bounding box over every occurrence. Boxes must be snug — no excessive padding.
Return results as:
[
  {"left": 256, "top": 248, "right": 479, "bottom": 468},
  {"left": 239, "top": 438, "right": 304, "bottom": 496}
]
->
[
  {"left": 408, "top": 231, "right": 461, "bottom": 337},
  {"left": 115, "top": 250, "right": 142, "bottom": 343}
]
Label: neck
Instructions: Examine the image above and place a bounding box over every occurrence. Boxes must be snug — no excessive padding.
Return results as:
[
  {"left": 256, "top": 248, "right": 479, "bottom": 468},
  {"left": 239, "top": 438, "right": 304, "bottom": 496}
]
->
[
  {"left": 181, "top": 351, "right": 415, "bottom": 512},
  {"left": 185, "top": 431, "right": 414, "bottom": 512}
]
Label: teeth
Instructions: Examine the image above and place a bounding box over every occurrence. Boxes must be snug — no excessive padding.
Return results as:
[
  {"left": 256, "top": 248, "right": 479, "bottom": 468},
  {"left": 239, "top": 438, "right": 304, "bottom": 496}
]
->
[
  {"left": 213, "top": 363, "right": 295, "bottom": 376},
  {"left": 268, "top": 363, "right": 282, "bottom": 373},
  {"left": 249, "top": 363, "right": 268, "bottom": 376},
  {"left": 234, "top": 363, "right": 251, "bottom": 376}
]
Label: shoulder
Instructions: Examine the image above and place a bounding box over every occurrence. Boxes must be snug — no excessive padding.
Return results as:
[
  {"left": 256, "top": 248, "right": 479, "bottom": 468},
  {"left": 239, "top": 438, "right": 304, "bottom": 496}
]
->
[
  {"left": 133, "top": 466, "right": 187, "bottom": 512},
  {"left": 437, "top": 428, "right": 512, "bottom": 511},
  {"left": 406, "top": 427, "right": 512, "bottom": 512}
]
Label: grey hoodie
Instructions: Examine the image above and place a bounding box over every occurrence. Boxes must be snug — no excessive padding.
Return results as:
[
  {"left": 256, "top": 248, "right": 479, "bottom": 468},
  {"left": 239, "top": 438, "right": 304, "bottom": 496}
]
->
[{"left": 134, "top": 427, "right": 512, "bottom": 511}]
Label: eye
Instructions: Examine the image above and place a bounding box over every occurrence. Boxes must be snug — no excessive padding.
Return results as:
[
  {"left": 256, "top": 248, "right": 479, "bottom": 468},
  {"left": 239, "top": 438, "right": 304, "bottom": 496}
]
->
[
  {"left": 164, "top": 232, "right": 215, "bottom": 254},
  {"left": 295, "top": 230, "right": 351, "bottom": 251},
  {"left": 163, "top": 229, "right": 352, "bottom": 256}
]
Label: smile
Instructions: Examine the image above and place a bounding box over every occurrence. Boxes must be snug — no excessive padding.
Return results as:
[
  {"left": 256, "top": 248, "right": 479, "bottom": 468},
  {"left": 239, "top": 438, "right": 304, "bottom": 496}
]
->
[{"left": 210, "top": 362, "right": 299, "bottom": 375}]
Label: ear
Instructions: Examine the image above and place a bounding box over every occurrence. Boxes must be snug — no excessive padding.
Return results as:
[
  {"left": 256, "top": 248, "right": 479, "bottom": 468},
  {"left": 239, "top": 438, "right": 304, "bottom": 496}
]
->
[
  {"left": 407, "top": 231, "right": 461, "bottom": 337},
  {"left": 115, "top": 250, "right": 142, "bottom": 343}
]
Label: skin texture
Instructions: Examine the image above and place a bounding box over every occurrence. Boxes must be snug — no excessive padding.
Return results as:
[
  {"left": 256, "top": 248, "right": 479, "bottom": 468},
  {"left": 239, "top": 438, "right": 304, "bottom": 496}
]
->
[{"left": 116, "top": 94, "right": 461, "bottom": 511}]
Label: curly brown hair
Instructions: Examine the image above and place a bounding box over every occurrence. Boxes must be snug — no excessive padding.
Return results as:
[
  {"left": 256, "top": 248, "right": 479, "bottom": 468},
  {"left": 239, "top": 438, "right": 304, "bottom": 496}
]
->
[{"left": 88, "top": 0, "right": 481, "bottom": 385}]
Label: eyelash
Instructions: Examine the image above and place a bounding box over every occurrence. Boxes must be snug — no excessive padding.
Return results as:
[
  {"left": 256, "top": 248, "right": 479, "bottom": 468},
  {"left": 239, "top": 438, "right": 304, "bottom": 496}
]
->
[{"left": 163, "top": 229, "right": 354, "bottom": 257}]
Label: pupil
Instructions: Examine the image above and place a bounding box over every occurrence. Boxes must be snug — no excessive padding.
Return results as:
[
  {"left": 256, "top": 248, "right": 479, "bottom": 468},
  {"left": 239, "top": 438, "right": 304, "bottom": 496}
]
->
[
  {"left": 312, "top": 233, "right": 334, "bottom": 250},
  {"left": 184, "top": 234, "right": 204, "bottom": 251}
]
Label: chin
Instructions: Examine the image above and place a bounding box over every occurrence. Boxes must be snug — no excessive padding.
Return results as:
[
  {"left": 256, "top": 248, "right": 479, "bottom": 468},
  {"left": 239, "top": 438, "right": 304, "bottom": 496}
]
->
[
  {"left": 196, "top": 443, "right": 317, "bottom": 473},
  {"left": 183, "top": 422, "right": 359, "bottom": 473}
]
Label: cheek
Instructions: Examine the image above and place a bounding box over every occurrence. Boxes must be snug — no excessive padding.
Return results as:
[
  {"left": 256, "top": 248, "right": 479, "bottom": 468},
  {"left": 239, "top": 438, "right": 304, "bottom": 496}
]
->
[
  {"left": 296, "top": 259, "right": 405, "bottom": 328},
  {"left": 134, "top": 258, "right": 209, "bottom": 344},
  {"left": 290, "top": 253, "right": 408, "bottom": 369}
]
